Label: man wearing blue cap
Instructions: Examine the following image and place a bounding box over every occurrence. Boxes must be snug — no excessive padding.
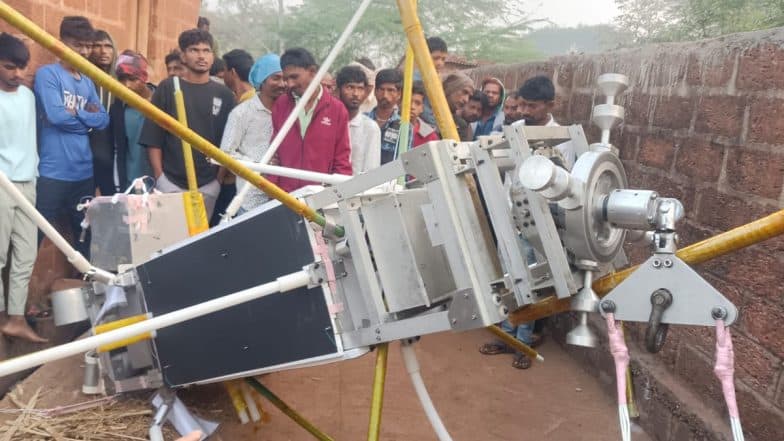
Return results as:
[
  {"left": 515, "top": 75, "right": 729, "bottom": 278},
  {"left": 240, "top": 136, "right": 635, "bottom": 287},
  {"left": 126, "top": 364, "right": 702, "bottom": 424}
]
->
[{"left": 219, "top": 53, "right": 286, "bottom": 212}]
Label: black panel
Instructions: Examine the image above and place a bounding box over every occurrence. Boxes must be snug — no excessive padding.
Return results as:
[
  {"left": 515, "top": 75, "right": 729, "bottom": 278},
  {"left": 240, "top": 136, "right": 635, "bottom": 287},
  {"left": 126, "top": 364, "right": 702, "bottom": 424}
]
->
[{"left": 138, "top": 204, "right": 337, "bottom": 386}]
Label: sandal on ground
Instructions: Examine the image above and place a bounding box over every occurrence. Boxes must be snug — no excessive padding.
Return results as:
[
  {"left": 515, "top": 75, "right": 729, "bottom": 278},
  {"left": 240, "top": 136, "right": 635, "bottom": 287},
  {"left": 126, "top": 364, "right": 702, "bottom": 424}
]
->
[
  {"left": 512, "top": 352, "right": 532, "bottom": 370},
  {"left": 478, "top": 340, "right": 515, "bottom": 355}
]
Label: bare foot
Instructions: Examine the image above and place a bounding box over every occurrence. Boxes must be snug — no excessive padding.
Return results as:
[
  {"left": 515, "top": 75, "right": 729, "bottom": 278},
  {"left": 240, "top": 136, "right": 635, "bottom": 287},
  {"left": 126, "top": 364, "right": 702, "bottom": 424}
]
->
[{"left": 1, "top": 316, "right": 48, "bottom": 343}]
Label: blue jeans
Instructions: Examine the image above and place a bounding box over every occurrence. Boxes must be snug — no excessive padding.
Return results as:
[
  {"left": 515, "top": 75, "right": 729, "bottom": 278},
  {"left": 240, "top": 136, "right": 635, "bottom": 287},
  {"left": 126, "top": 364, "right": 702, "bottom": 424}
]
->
[
  {"left": 501, "top": 318, "right": 534, "bottom": 346},
  {"left": 36, "top": 176, "right": 93, "bottom": 259}
]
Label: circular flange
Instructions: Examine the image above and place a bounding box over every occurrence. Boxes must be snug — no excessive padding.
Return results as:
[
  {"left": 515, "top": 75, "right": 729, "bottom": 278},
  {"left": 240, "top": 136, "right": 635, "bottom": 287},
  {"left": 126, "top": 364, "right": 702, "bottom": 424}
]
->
[{"left": 564, "top": 151, "right": 628, "bottom": 263}]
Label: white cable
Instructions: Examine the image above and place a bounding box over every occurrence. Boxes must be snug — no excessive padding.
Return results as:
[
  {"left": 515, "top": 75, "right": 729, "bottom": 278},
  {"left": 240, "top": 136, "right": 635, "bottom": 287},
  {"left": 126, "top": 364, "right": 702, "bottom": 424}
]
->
[
  {"left": 0, "top": 171, "right": 115, "bottom": 284},
  {"left": 618, "top": 405, "right": 631, "bottom": 441},
  {"left": 223, "top": 159, "right": 351, "bottom": 185},
  {"left": 222, "top": 0, "right": 374, "bottom": 222},
  {"left": 731, "top": 417, "right": 745, "bottom": 441},
  {"left": 400, "top": 343, "right": 453, "bottom": 441},
  {"left": 0, "top": 270, "right": 310, "bottom": 377}
]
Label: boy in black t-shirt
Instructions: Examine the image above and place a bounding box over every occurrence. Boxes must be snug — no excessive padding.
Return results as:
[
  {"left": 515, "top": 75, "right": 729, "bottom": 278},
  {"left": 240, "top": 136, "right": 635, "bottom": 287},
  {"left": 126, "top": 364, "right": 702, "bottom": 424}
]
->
[{"left": 139, "top": 29, "right": 235, "bottom": 218}]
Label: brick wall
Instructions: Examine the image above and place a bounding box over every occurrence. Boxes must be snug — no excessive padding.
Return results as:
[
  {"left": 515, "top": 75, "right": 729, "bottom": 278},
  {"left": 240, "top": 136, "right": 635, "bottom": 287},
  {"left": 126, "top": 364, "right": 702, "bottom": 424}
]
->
[
  {"left": 470, "top": 28, "right": 784, "bottom": 441},
  {"left": 0, "top": 0, "right": 199, "bottom": 307},
  {"left": 0, "top": 0, "right": 200, "bottom": 84}
]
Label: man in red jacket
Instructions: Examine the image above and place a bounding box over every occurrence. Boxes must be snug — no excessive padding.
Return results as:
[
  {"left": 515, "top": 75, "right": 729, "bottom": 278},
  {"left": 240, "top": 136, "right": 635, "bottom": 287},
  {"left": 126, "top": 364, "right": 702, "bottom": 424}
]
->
[{"left": 270, "top": 48, "right": 352, "bottom": 192}]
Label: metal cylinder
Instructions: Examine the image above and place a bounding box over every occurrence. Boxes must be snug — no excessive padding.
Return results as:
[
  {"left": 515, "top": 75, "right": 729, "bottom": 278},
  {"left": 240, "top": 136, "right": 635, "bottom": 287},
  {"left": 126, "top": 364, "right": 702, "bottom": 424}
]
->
[
  {"left": 518, "top": 155, "right": 578, "bottom": 202},
  {"left": 602, "top": 189, "right": 658, "bottom": 230},
  {"left": 51, "top": 287, "right": 88, "bottom": 326},
  {"left": 82, "top": 350, "right": 101, "bottom": 394}
]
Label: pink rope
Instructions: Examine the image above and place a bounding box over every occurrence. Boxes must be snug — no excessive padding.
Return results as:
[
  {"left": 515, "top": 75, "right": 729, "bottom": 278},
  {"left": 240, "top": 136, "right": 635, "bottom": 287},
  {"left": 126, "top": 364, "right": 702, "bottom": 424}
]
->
[
  {"left": 605, "top": 312, "right": 630, "bottom": 405},
  {"left": 714, "top": 319, "right": 739, "bottom": 418}
]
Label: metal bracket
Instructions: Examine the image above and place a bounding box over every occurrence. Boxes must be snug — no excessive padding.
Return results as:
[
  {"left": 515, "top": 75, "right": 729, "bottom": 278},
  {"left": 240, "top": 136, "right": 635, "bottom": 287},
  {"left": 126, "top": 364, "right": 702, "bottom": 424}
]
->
[
  {"left": 306, "top": 259, "right": 347, "bottom": 288},
  {"left": 601, "top": 254, "right": 738, "bottom": 326}
]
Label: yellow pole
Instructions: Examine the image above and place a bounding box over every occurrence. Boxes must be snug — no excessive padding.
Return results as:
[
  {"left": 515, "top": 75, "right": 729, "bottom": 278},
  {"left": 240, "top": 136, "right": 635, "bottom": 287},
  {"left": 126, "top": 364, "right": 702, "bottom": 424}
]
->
[
  {"left": 246, "top": 377, "right": 334, "bottom": 441},
  {"left": 173, "top": 77, "right": 209, "bottom": 235},
  {"left": 395, "top": 0, "right": 459, "bottom": 141},
  {"left": 0, "top": 2, "right": 340, "bottom": 235},
  {"left": 486, "top": 324, "right": 543, "bottom": 362},
  {"left": 367, "top": 343, "right": 389, "bottom": 441},
  {"left": 509, "top": 208, "right": 784, "bottom": 325},
  {"left": 94, "top": 314, "right": 153, "bottom": 353}
]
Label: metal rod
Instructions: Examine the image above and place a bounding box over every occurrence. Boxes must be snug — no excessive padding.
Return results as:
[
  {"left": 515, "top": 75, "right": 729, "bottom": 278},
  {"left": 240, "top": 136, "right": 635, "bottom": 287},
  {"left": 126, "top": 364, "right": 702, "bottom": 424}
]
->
[
  {"left": 508, "top": 208, "right": 784, "bottom": 325},
  {"left": 225, "top": 0, "right": 374, "bottom": 220},
  {"left": 246, "top": 377, "right": 335, "bottom": 441},
  {"left": 231, "top": 159, "right": 352, "bottom": 185},
  {"left": 0, "top": 270, "right": 310, "bottom": 378},
  {"left": 0, "top": 2, "right": 340, "bottom": 235},
  {"left": 395, "top": 0, "right": 459, "bottom": 141},
  {"left": 486, "top": 325, "right": 544, "bottom": 362},
  {"left": 0, "top": 171, "right": 115, "bottom": 284},
  {"left": 367, "top": 343, "right": 389, "bottom": 441}
]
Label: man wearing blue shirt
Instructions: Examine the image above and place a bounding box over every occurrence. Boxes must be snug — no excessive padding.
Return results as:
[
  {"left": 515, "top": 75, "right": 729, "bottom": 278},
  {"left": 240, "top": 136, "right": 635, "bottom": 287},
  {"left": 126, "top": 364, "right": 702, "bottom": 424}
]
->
[
  {"left": 0, "top": 33, "right": 47, "bottom": 342},
  {"left": 34, "top": 16, "right": 109, "bottom": 257}
]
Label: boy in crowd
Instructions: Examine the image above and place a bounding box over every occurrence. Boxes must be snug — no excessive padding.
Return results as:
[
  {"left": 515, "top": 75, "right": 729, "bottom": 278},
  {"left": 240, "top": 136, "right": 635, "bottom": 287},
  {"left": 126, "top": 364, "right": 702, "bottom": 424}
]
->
[
  {"left": 503, "top": 92, "right": 521, "bottom": 125},
  {"left": 111, "top": 50, "right": 155, "bottom": 189},
  {"left": 0, "top": 33, "right": 48, "bottom": 343},
  {"left": 517, "top": 75, "right": 575, "bottom": 169},
  {"left": 336, "top": 65, "right": 380, "bottom": 174},
  {"left": 409, "top": 81, "right": 439, "bottom": 148},
  {"left": 269, "top": 48, "right": 351, "bottom": 192},
  {"left": 367, "top": 68, "right": 402, "bottom": 165},
  {"left": 473, "top": 77, "right": 505, "bottom": 137},
  {"left": 461, "top": 90, "right": 484, "bottom": 127},
  {"left": 417, "top": 36, "right": 448, "bottom": 126},
  {"left": 222, "top": 49, "right": 255, "bottom": 103},
  {"left": 139, "top": 28, "right": 235, "bottom": 219},
  {"left": 88, "top": 29, "right": 118, "bottom": 195},
  {"left": 35, "top": 16, "right": 109, "bottom": 257},
  {"left": 165, "top": 49, "right": 185, "bottom": 78}
]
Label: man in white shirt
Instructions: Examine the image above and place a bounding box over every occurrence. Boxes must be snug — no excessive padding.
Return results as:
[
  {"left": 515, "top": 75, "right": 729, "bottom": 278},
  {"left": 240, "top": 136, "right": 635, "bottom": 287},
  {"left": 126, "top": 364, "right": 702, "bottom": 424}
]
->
[
  {"left": 517, "top": 75, "right": 576, "bottom": 170},
  {"left": 220, "top": 53, "right": 286, "bottom": 212},
  {"left": 336, "top": 65, "right": 381, "bottom": 175},
  {"left": 0, "top": 33, "right": 47, "bottom": 343}
]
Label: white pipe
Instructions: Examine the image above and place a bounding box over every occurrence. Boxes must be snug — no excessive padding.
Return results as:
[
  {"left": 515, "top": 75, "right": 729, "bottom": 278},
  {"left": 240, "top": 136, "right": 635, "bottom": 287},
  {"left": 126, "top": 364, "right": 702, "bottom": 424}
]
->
[
  {"left": 223, "top": 0, "right": 374, "bottom": 221},
  {"left": 233, "top": 159, "right": 351, "bottom": 185},
  {"left": 0, "top": 270, "right": 310, "bottom": 378},
  {"left": 400, "top": 343, "right": 454, "bottom": 441},
  {"left": 0, "top": 172, "right": 115, "bottom": 284}
]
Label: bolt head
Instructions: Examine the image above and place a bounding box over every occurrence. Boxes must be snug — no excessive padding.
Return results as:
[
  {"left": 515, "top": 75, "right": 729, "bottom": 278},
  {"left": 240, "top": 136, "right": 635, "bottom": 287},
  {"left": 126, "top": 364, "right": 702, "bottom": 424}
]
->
[
  {"left": 663, "top": 259, "right": 673, "bottom": 268},
  {"left": 652, "top": 259, "right": 662, "bottom": 268}
]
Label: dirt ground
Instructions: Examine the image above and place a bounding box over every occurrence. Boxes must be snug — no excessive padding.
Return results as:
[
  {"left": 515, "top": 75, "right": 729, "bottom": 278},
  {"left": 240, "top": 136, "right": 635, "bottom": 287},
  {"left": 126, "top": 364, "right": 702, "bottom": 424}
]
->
[{"left": 0, "top": 330, "right": 654, "bottom": 440}]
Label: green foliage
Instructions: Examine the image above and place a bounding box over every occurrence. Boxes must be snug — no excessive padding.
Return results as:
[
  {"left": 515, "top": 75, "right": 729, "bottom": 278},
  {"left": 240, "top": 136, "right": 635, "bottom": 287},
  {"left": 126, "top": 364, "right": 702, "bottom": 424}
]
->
[
  {"left": 615, "top": 0, "right": 784, "bottom": 45},
  {"left": 201, "top": 0, "right": 544, "bottom": 69}
]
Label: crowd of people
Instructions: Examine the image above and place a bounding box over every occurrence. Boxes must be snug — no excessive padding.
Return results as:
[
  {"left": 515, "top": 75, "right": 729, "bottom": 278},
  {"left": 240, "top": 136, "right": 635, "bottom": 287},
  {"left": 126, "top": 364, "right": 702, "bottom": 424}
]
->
[{"left": 0, "top": 14, "right": 568, "bottom": 367}]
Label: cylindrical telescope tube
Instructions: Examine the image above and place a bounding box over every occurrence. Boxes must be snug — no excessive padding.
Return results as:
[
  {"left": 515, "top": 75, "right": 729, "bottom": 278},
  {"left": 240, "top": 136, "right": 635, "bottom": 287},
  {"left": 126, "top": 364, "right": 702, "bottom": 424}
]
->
[{"left": 602, "top": 189, "right": 658, "bottom": 230}]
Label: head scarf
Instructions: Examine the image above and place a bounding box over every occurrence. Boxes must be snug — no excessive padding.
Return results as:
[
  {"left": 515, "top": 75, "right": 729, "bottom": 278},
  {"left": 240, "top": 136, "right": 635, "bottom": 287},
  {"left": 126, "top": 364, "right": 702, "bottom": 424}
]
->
[
  {"left": 115, "top": 50, "right": 149, "bottom": 83},
  {"left": 249, "top": 53, "right": 282, "bottom": 90}
]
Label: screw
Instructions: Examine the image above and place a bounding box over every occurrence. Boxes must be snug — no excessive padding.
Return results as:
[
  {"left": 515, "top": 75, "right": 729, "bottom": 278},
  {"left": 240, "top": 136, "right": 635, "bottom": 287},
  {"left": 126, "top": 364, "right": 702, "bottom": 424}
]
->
[
  {"left": 376, "top": 336, "right": 382, "bottom": 341},
  {"left": 516, "top": 201, "right": 523, "bottom": 207},
  {"left": 313, "top": 263, "right": 320, "bottom": 269},
  {"left": 652, "top": 259, "right": 662, "bottom": 268},
  {"left": 501, "top": 306, "right": 509, "bottom": 315},
  {"left": 663, "top": 259, "right": 673, "bottom": 268},
  {"left": 375, "top": 328, "right": 381, "bottom": 334},
  {"left": 471, "top": 314, "right": 478, "bottom": 320},
  {"left": 477, "top": 159, "right": 485, "bottom": 165},
  {"left": 711, "top": 307, "right": 727, "bottom": 320},
  {"left": 463, "top": 292, "right": 469, "bottom": 298},
  {"left": 451, "top": 318, "right": 457, "bottom": 325},
  {"left": 601, "top": 300, "right": 616, "bottom": 313}
]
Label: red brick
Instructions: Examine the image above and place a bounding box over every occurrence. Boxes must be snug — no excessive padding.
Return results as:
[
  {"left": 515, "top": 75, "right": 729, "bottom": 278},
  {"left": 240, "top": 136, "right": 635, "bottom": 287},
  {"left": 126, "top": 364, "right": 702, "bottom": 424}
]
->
[
  {"left": 701, "top": 273, "right": 745, "bottom": 310},
  {"left": 741, "top": 300, "right": 784, "bottom": 359},
  {"left": 639, "top": 136, "right": 677, "bottom": 170},
  {"left": 63, "top": 0, "right": 86, "bottom": 11},
  {"left": 674, "top": 138, "right": 724, "bottom": 183},
  {"left": 695, "top": 188, "right": 771, "bottom": 231},
  {"left": 686, "top": 51, "right": 736, "bottom": 87},
  {"left": 694, "top": 95, "right": 745, "bottom": 139},
  {"left": 729, "top": 331, "right": 781, "bottom": 393},
  {"left": 725, "top": 149, "right": 784, "bottom": 199},
  {"left": 573, "top": 61, "right": 598, "bottom": 88},
  {"left": 568, "top": 93, "right": 593, "bottom": 124},
  {"left": 617, "top": 130, "right": 639, "bottom": 161},
  {"left": 748, "top": 97, "right": 784, "bottom": 145},
  {"left": 737, "top": 43, "right": 784, "bottom": 91},
  {"left": 703, "top": 248, "right": 784, "bottom": 304},
  {"left": 735, "top": 383, "right": 784, "bottom": 441},
  {"left": 675, "top": 344, "right": 723, "bottom": 407},
  {"left": 652, "top": 95, "right": 694, "bottom": 130},
  {"left": 624, "top": 93, "right": 652, "bottom": 127},
  {"left": 677, "top": 219, "right": 714, "bottom": 248}
]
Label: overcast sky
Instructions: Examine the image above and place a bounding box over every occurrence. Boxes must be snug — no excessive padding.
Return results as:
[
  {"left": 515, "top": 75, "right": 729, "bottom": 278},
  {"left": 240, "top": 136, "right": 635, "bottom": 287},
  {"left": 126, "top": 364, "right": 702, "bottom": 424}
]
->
[{"left": 529, "top": 0, "right": 619, "bottom": 27}]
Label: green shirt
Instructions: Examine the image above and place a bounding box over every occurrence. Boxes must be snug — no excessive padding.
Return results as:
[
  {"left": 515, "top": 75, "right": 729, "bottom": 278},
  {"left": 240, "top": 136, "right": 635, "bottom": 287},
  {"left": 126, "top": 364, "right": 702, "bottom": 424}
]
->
[{"left": 294, "top": 85, "right": 323, "bottom": 138}]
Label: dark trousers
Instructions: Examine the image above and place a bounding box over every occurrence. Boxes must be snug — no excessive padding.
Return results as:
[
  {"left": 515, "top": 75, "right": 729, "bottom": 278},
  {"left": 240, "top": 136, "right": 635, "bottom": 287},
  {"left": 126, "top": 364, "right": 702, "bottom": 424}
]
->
[
  {"left": 36, "top": 176, "right": 93, "bottom": 259},
  {"left": 209, "top": 182, "right": 236, "bottom": 227}
]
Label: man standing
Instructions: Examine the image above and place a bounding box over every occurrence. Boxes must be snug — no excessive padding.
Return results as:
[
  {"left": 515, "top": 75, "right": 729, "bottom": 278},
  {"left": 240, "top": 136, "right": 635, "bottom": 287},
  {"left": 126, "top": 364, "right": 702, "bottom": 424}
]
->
[
  {"left": 461, "top": 90, "right": 483, "bottom": 128},
  {"left": 165, "top": 49, "right": 185, "bottom": 78},
  {"left": 517, "top": 76, "right": 575, "bottom": 170},
  {"left": 409, "top": 81, "right": 439, "bottom": 148},
  {"left": 88, "top": 29, "right": 117, "bottom": 195},
  {"left": 111, "top": 51, "right": 155, "bottom": 188},
  {"left": 139, "top": 28, "right": 235, "bottom": 219},
  {"left": 222, "top": 49, "right": 255, "bottom": 103},
  {"left": 270, "top": 48, "right": 351, "bottom": 192},
  {"left": 441, "top": 71, "right": 474, "bottom": 141},
  {"left": 0, "top": 33, "right": 48, "bottom": 343},
  {"left": 417, "top": 36, "right": 448, "bottom": 126},
  {"left": 35, "top": 16, "right": 109, "bottom": 258},
  {"left": 336, "top": 65, "right": 380, "bottom": 175},
  {"left": 473, "top": 77, "right": 505, "bottom": 137},
  {"left": 220, "top": 53, "right": 286, "bottom": 212},
  {"left": 367, "top": 68, "right": 402, "bottom": 165},
  {"left": 502, "top": 92, "right": 521, "bottom": 125}
]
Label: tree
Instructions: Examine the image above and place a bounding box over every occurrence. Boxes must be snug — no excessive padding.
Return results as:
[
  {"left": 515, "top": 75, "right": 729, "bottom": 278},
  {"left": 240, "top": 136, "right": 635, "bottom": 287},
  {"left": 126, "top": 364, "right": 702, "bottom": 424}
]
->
[{"left": 202, "top": 0, "right": 544, "bottom": 68}]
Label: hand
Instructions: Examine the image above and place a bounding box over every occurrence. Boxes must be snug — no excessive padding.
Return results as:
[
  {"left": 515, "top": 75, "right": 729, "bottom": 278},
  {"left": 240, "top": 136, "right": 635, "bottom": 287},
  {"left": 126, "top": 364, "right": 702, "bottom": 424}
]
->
[
  {"left": 175, "top": 431, "right": 202, "bottom": 441},
  {"left": 85, "top": 103, "right": 100, "bottom": 113}
]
